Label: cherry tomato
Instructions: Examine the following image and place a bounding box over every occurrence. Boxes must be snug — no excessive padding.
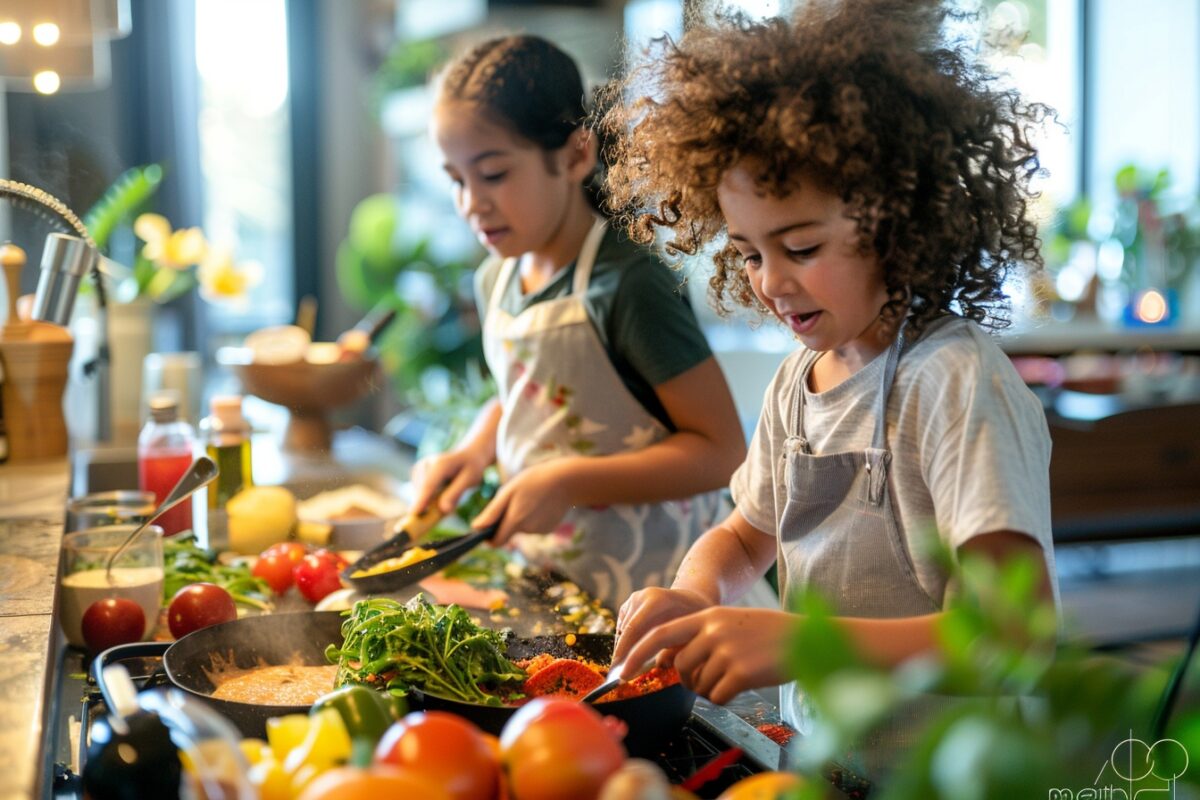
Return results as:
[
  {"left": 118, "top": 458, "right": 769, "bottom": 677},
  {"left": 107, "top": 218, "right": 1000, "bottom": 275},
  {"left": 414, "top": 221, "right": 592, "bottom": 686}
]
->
[
  {"left": 253, "top": 551, "right": 295, "bottom": 595},
  {"left": 264, "top": 541, "right": 310, "bottom": 567},
  {"left": 167, "top": 582, "right": 237, "bottom": 638},
  {"left": 296, "top": 765, "right": 451, "bottom": 800},
  {"left": 373, "top": 712, "right": 498, "bottom": 800},
  {"left": 293, "top": 550, "right": 347, "bottom": 604},
  {"left": 81, "top": 598, "right": 146, "bottom": 653},
  {"left": 500, "top": 698, "right": 626, "bottom": 800}
]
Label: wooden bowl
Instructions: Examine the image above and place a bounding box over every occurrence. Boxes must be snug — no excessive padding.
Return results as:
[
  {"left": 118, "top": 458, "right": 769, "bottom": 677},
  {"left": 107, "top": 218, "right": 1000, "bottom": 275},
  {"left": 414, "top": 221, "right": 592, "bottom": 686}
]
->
[{"left": 234, "top": 358, "right": 381, "bottom": 452}]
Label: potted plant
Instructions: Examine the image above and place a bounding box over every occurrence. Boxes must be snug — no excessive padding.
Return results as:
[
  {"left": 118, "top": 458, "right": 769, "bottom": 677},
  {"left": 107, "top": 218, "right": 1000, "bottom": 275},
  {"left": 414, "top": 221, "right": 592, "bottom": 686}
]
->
[{"left": 780, "top": 540, "right": 1199, "bottom": 799}]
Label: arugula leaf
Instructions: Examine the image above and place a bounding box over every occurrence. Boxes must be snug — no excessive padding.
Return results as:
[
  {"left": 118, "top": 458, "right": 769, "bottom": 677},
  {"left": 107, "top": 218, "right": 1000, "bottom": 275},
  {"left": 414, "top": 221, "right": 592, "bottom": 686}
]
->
[
  {"left": 326, "top": 596, "right": 526, "bottom": 706},
  {"left": 162, "top": 534, "right": 274, "bottom": 611}
]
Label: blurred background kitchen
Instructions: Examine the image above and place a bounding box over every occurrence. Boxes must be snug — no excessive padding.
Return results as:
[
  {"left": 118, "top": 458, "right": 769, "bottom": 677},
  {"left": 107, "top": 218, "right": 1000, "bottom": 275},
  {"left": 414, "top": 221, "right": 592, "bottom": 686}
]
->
[{"left": 1, "top": 0, "right": 1198, "bottom": 647}]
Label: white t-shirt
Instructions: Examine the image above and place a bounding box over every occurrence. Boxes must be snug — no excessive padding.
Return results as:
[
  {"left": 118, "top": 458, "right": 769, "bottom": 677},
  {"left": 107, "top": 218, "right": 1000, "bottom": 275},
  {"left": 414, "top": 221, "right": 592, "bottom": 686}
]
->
[{"left": 731, "top": 315, "right": 1059, "bottom": 608}]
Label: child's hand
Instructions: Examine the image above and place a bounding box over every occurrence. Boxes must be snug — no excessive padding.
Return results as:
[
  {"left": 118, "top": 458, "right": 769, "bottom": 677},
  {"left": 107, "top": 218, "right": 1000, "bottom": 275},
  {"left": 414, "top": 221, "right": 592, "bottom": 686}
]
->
[
  {"left": 618, "top": 607, "right": 794, "bottom": 706},
  {"left": 469, "top": 459, "right": 574, "bottom": 543},
  {"left": 410, "top": 446, "right": 492, "bottom": 517},
  {"left": 612, "top": 586, "right": 712, "bottom": 665}
]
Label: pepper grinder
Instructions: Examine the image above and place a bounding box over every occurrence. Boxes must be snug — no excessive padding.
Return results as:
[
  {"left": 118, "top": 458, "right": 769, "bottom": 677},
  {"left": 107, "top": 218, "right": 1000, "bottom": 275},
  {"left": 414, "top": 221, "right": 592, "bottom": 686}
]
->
[{"left": 0, "top": 243, "right": 74, "bottom": 461}]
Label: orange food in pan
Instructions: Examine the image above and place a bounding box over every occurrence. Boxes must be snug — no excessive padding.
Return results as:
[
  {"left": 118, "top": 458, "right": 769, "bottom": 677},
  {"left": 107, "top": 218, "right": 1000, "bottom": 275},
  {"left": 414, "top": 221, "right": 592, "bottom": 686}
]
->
[
  {"left": 516, "top": 655, "right": 681, "bottom": 702},
  {"left": 595, "top": 666, "right": 681, "bottom": 702},
  {"left": 520, "top": 657, "right": 604, "bottom": 698}
]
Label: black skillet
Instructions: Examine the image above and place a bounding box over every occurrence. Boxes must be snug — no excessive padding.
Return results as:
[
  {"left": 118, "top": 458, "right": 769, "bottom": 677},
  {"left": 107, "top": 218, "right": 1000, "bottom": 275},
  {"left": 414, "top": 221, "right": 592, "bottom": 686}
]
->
[
  {"left": 342, "top": 517, "right": 502, "bottom": 595},
  {"left": 92, "top": 614, "right": 694, "bottom": 754},
  {"left": 92, "top": 611, "right": 346, "bottom": 738},
  {"left": 407, "top": 632, "right": 697, "bottom": 758}
]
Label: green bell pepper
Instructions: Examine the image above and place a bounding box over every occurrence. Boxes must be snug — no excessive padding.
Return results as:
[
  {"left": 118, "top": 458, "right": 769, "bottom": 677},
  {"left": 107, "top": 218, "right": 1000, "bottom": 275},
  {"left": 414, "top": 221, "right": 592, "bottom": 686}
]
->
[{"left": 310, "top": 685, "right": 407, "bottom": 746}]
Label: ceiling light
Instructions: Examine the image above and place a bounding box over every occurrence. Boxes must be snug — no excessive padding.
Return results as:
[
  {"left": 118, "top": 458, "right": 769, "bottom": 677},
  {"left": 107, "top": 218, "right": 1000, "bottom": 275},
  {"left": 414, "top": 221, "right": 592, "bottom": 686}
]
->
[
  {"left": 0, "top": 37, "right": 109, "bottom": 92},
  {"left": 0, "top": 21, "right": 21, "bottom": 45},
  {"left": 32, "top": 22, "right": 61, "bottom": 46},
  {"left": 32, "top": 69, "right": 61, "bottom": 94}
]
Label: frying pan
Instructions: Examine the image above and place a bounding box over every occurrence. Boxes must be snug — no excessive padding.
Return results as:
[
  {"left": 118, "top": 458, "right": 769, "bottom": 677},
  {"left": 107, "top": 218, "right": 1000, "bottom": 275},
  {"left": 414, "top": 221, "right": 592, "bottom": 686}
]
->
[
  {"left": 92, "top": 611, "right": 347, "bottom": 738},
  {"left": 94, "top": 615, "right": 693, "bottom": 754},
  {"left": 341, "top": 517, "right": 501, "bottom": 595},
  {"left": 408, "top": 633, "right": 697, "bottom": 758}
]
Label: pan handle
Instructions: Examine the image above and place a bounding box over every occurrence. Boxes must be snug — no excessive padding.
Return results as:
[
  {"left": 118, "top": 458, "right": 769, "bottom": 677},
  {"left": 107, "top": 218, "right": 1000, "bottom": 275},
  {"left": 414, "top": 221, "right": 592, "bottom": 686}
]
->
[{"left": 91, "top": 641, "right": 171, "bottom": 711}]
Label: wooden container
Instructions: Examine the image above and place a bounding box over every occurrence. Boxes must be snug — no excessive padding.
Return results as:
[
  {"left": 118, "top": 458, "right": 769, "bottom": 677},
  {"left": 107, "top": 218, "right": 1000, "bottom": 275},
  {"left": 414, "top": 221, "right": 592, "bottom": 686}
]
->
[{"left": 0, "top": 244, "right": 74, "bottom": 461}]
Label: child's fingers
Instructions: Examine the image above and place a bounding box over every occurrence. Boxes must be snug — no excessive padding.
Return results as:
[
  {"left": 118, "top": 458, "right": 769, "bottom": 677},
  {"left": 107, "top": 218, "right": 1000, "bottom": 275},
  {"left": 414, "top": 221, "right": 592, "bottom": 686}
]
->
[
  {"left": 409, "top": 469, "right": 440, "bottom": 513},
  {"left": 471, "top": 492, "right": 510, "bottom": 542},
  {"left": 654, "top": 646, "right": 678, "bottom": 670},
  {"left": 410, "top": 457, "right": 455, "bottom": 511},
  {"left": 439, "top": 471, "right": 476, "bottom": 515},
  {"left": 619, "top": 616, "right": 699, "bottom": 679}
]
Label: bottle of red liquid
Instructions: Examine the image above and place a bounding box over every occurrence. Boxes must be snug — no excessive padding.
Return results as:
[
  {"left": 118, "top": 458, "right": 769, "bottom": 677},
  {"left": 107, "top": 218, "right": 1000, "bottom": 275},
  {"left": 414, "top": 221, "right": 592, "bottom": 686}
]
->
[{"left": 138, "top": 393, "right": 196, "bottom": 536}]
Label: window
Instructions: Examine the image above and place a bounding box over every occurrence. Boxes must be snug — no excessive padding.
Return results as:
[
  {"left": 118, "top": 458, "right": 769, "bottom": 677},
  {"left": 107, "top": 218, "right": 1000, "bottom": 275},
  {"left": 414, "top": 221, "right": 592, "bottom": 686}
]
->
[
  {"left": 1088, "top": 0, "right": 1198, "bottom": 207},
  {"left": 194, "top": 0, "right": 293, "bottom": 335},
  {"left": 976, "top": 0, "right": 1080, "bottom": 208}
]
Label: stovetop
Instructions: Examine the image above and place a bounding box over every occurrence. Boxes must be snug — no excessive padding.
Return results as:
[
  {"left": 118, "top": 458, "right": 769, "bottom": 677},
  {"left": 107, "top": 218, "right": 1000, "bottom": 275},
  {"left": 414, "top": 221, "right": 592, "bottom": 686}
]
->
[{"left": 47, "top": 652, "right": 869, "bottom": 799}]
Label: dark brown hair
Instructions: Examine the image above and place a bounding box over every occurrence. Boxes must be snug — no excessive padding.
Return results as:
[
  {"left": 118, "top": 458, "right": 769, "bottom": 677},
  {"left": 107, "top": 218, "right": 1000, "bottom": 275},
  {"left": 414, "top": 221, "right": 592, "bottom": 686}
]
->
[
  {"left": 435, "top": 35, "right": 611, "bottom": 213},
  {"left": 601, "top": 0, "right": 1051, "bottom": 335}
]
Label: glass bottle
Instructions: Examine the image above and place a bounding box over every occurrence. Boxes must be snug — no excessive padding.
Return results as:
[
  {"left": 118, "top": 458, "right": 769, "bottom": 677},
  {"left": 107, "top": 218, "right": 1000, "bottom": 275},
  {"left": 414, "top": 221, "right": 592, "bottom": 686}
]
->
[
  {"left": 137, "top": 393, "right": 195, "bottom": 536},
  {"left": 200, "top": 395, "right": 253, "bottom": 510}
]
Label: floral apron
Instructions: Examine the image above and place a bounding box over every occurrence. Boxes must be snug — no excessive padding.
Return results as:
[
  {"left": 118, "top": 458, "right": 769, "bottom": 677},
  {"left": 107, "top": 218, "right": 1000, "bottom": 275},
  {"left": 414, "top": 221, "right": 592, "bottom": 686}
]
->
[
  {"left": 778, "top": 320, "right": 953, "bottom": 778},
  {"left": 482, "top": 218, "right": 724, "bottom": 607}
]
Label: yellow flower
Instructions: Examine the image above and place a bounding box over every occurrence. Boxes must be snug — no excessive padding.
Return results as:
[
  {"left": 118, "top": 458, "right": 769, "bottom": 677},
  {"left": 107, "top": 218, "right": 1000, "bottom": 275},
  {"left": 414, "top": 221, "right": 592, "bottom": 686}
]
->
[
  {"left": 198, "top": 244, "right": 262, "bottom": 304},
  {"left": 133, "top": 212, "right": 207, "bottom": 269}
]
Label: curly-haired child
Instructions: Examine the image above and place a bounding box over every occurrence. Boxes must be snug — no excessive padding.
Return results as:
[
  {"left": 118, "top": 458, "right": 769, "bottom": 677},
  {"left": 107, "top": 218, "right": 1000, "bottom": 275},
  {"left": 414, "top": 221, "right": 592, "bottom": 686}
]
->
[
  {"left": 408, "top": 35, "right": 748, "bottom": 606},
  {"left": 607, "top": 0, "right": 1059, "bottom": 776}
]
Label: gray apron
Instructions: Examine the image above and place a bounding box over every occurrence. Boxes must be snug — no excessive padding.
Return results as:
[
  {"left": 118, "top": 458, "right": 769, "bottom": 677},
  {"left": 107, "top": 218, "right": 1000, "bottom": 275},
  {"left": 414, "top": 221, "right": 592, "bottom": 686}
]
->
[
  {"left": 483, "top": 217, "right": 724, "bottom": 607},
  {"left": 778, "top": 322, "right": 949, "bottom": 778}
]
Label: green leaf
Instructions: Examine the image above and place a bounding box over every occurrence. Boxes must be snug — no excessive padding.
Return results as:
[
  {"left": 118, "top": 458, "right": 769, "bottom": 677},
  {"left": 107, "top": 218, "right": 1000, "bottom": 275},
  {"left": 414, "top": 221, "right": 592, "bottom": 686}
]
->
[
  {"left": 83, "top": 164, "right": 164, "bottom": 251},
  {"left": 348, "top": 193, "right": 399, "bottom": 271}
]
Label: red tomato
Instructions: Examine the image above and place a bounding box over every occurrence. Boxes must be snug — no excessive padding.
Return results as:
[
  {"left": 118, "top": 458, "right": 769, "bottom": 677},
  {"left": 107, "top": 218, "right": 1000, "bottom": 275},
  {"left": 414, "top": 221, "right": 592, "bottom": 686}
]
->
[
  {"left": 252, "top": 551, "right": 295, "bottom": 595},
  {"left": 81, "top": 598, "right": 146, "bottom": 653},
  {"left": 167, "top": 582, "right": 237, "bottom": 638},
  {"left": 296, "top": 765, "right": 452, "bottom": 800},
  {"left": 374, "top": 712, "right": 498, "bottom": 800},
  {"left": 500, "top": 698, "right": 626, "bottom": 800},
  {"left": 293, "top": 550, "right": 347, "bottom": 604},
  {"left": 264, "top": 541, "right": 310, "bottom": 566}
]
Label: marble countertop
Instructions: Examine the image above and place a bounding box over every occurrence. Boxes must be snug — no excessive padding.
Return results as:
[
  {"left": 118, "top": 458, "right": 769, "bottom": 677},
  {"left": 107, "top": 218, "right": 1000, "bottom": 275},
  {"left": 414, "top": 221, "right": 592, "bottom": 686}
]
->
[{"left": 0, "top": 458, "right": 69, "bottom": 800}]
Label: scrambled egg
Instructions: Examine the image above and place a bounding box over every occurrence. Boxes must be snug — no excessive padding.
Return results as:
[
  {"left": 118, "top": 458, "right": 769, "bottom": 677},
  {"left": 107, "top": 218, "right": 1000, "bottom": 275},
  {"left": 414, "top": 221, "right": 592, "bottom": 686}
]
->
[{"left": 350, "top": 546, "right": 437, "bottom": 578}]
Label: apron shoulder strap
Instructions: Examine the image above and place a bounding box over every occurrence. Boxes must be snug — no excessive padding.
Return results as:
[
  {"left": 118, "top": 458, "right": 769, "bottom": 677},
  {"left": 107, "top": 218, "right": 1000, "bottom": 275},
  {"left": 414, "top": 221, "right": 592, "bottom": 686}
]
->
[
  {"left": 570, "top": 217, "right": 609, "bottom": 295},
  {"left": 787, "top": 348, "right": 824, "bottom": 443},
  {"left": 489, "top": 257, "right": 521, "bottom": 317},
  {"left": 869, "top": 314, "right": 958, "bottom": 449}
]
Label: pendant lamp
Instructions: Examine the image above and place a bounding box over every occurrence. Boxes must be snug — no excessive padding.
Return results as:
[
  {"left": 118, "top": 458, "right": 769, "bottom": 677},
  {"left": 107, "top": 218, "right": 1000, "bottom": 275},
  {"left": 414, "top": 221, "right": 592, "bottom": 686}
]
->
[{"left": 0, "top": 0, "right": 129, "bottom": 94}]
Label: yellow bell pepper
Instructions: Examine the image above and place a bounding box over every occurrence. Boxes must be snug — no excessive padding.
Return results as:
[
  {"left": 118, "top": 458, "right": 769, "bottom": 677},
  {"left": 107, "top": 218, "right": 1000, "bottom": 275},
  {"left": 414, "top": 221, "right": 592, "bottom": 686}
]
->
[
  {"left": 282, "top": 708, "right": 351, "bottom": 774},
  {"left": 266, "top": 714, "right": 312, "bottom": 762},
  {"left": 247, "top": 758, "right": 291, "bottom": 800}
]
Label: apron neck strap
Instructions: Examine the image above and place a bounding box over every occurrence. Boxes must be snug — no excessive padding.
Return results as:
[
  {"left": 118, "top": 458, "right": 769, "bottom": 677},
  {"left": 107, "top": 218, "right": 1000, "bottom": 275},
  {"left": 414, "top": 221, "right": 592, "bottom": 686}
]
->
[
  {"left": 490, "top": 216, "right": 607, "bottom": 310},
  {"left": 869, "top": 320, "right": 908, "bottom": 450},
  {"left": 789, "top": 318, "right": 912, "bottom": 449},
  {"left": 490, "top": 256, "right": 519, "bottom": 316},
  {"left": 570, "top": 216, "right": 608, "bottom": 295}
]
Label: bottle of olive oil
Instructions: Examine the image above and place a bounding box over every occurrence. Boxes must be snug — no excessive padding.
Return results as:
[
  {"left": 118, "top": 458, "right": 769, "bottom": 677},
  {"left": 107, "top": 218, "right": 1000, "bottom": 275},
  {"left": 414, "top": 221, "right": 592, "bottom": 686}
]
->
[{"left": 200, "top": 395, "right": 253, "bottom": 510}]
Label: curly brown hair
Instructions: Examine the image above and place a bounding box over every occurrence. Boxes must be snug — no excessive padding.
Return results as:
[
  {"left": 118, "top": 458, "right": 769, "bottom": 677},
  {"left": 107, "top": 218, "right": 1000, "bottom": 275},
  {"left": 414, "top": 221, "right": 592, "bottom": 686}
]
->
[{"left": 600, "top": 0, "right": 1051, "bottom": 336}]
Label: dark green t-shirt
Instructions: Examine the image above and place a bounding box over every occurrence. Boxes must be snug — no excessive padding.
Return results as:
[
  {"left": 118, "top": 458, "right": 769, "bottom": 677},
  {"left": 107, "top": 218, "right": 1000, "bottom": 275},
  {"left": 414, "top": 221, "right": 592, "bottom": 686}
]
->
[{"left": 475, "top": 226, "right": 712, "bottom": 430}]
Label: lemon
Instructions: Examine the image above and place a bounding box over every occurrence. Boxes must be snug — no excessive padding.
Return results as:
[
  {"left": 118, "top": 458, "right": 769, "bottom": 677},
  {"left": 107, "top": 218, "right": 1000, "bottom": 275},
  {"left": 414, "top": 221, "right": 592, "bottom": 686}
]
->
[
  {"left": 227, "top": 485, "right": 297, "bottom": 554},
  {"left": 296, "top": 519, "right": 334, "bottom": 546}
]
